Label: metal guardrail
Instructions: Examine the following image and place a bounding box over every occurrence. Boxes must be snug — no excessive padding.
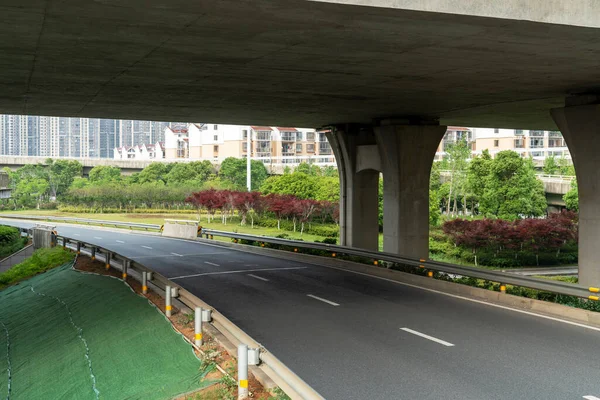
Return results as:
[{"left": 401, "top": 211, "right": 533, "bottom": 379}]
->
[
  {"left": 53, "top": 234, "right": 323, "bottom": 400},
  {"left": 0, "top": 214, "right": 162, "bottom": 231},
  {"left": 2, "top": 214, "right": 597, "bottom": 300},
  {"left": 201, "top": 229, "right": 599, "bottom": 301}
]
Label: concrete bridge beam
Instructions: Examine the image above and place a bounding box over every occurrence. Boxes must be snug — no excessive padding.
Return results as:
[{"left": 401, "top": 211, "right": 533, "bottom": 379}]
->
[{"left": 551, "top": 97, "right": 600, "bottom": 287}]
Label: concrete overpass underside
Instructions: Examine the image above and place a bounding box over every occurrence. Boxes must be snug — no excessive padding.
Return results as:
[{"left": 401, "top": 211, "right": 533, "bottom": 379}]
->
[
  {"left": 1, "top": 0, "right": 600, "bottom": 129},
  {"left": 2, "top": 0, "right": 600, "bottom": 286}
]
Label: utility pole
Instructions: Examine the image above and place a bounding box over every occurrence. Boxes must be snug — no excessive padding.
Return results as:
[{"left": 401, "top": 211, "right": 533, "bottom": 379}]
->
[{"left": 246, "top": 129, "right": 251, "bottom": 191}]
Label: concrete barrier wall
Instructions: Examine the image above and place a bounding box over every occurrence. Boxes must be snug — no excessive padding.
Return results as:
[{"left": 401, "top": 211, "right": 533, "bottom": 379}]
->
[
  {"left": 33, "top": 228, "right": 54, "bottom": 249},
  {"left": 162, "top": 220, "right": 198, "bottom": 239},
  {"left": 0, "top": 245, "right": 34, "bottom": 273}
]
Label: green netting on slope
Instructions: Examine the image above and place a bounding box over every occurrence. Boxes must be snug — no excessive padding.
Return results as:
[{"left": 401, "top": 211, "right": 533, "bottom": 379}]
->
[{"left": 0, "top": 263, "right": 213, "bottom": 400}]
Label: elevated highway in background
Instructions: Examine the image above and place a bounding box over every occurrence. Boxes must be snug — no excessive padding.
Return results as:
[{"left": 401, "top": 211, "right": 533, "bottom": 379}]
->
[
  {"left": 0, "top": 155, "right": 336, "bottom": 176},
  {"left": 1, "top": 217, "right": 599, "bottom": 400}
]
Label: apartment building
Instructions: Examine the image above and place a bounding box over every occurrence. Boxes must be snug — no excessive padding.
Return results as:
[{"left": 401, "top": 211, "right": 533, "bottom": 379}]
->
[
  {"left": 120, "top": 123, "right": 334, "bottom": 168},
  {"left": 435, "top": 127, "right": 570, "bottom": 161}
]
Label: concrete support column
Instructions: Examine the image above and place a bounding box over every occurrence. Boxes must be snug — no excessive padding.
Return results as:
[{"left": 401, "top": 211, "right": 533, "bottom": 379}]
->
[
  {"left": 326, "top": 125, "right": 380, "bottom": 251},
  {"left": 374, "top": 122, "right": 446, "bottom": 259},
  {"left": 551, "top": 97, "right": 600, "bottom": 287}
]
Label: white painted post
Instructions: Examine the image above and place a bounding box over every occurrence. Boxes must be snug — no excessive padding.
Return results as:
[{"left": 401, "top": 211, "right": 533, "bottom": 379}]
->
[
  {"left": 122, "top": 259, "right": 128, "bottom": 280},
  {"left": 165, "top": 285, "right": 172, "bottom": 317},
  {"left": 246, "top": 129, "right": 251, "bottom": 191},
  {"left": 194, "top": 307, "right": 203, "bottom": 347},
  {"left": 142, "top": 272, "right": 148, "bottom": 294},
  {"left": 238, "top": 343, "right": 249, "bottom": 399}
]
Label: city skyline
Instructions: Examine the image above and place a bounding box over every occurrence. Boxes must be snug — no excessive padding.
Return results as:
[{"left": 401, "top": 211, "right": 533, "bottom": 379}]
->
[{"left": 0, "top": 115, "right": 176, "bottom": 158}]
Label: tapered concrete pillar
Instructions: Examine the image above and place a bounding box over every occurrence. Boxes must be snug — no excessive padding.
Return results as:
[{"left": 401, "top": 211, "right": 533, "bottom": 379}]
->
[
  {"left": 326, "top": 125, "right": 380, "bottom": 251},
  {"left": 375, "top": 121, "right": 446, "bottom": 259},
  {"left": 551, "top": 96, "right": 600, "bottom": 287}
]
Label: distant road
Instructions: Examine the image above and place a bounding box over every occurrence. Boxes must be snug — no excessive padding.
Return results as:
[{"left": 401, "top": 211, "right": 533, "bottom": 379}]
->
[{"left": 1, "top": 218, "right": 599, "bottom": 400}]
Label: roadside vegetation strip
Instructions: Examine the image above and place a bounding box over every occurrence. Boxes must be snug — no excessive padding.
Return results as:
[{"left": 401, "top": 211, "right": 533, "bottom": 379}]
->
[{"left": 0, "top": 263, "right": 214, "bottom": 399}]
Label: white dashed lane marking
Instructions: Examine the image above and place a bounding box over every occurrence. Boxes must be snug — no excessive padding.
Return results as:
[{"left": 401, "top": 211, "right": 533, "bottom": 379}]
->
[
  {"left": 141, "top": 245, "right": 153, "bottom": 250},
  {"left": 93, "top": 236, "right": 102, "bottom": 240},
  {"left": 248, "top": 274, "right": 269, "bottom": 282},
  {"left": 400, "top": 328, "right": 455, "bottom": 347},
  {"left": 307, "top": 294, "right": 340, "bottom": 307},
  {"left": 116, "top": 240, "right": 125, "bottom": 244},
  {"left": 171, "top": 252, "right": 183, "bottom": 257},
  {"left": 204, "top": 261, "right": 220, "bottom": 267}
]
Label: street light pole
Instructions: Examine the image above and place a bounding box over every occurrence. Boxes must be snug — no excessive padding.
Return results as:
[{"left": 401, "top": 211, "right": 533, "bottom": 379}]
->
[{"left": 246, "top": 129, "right": 251, "bottom": 191}]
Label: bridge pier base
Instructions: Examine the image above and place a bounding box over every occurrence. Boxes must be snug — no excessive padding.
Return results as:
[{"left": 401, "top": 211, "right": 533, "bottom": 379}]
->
[
  {"left": 374, "top": 121, "right": 447, "bottom": 259},
  {"left": 552, "top": 97, "right": 600, "bottom": 287}
]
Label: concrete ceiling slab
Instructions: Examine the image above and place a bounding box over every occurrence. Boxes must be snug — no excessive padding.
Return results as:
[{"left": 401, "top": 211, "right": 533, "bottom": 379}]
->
[{"left": 0, "top": 0, "right": 599, "bottom": 129}]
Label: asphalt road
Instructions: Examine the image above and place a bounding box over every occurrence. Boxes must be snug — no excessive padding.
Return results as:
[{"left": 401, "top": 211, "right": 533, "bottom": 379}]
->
[{"left": 2, "top": 218, "right": 600, "bottom": 400}]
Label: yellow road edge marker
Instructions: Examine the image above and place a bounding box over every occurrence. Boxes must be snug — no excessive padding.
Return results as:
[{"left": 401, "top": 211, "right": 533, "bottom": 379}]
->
[
  {"left": 195, "top": 333, "right": 202, "bottom": 340},
  {"left": 589, "top": 287, "right": 600, "bottom": 293},
  {"left": 165, "top": 305, "right": 173, "bottom": 311},
  {"left": 589, "top": 295, "right": 599, "bottom": 301},
  {"left": 239, "top": 380, "right": 248, "bottom": 389}
]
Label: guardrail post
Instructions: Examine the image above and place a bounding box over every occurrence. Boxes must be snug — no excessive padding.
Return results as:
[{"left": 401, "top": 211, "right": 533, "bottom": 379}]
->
[
  {"left": 142, "top": 272, "right": 148, "bottom": 294},
  {"left": 201, "top": 309, "right": 212, "bottom": 322},
  {"left": 62, "top": 237, "right": 67, "bottom": 249},
  {"left": 194, "top": 307, "right": 203, "bottom": 347},
  {"left": 105, "top": 252, "right": 111, "bottom": 270},
  {"left": 91, "top": 247, "right": 96, "bottom": 261},
  {"left": 165, "top": 286, "right": 172, "bottom": 317},
  {"left": 76, "top": 242, "right": 81, "bottom": 255},
  {"left": 122, "top": 260, "right": 128, "bottom": 280},
  {"left": 238, "top": 343, "right": 249, "bottom": 399}
]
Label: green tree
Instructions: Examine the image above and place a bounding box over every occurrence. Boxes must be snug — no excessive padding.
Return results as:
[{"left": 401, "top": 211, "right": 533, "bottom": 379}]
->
[
  {"left": 88, "top": 166, "right": 122, "bottom": 183},
  {"left": 557, "top": 155, "right": 576, "bottom": 176},
  {"left": 564, "top": 179, "right": 579, "bottom": 211},
  {"left": 188, "top": 161, "right": 214, "bottom": 183},
  {"left": 480, "top": 151, "right": 547, "bottom": 219},
  {"left": 314, "top": 176, "right": 340, "bottom": 202},
  {"left": 219, "top": 157, "right": 268, "bottom": 190},
  {"left": 443, "top": 139, "right": 471, "bottom": 216},
  {"left": 260, "top": 172, "right": 317, "bottom": 199},
  {"left": 466, "top": 149, "right": 492, "bottom": 213},
  {"left": 166, "top": 163, "right": 196, "bottom": 184},
  {"left": 296, "top": 162, "right": 322, "bottom": 176},
  {"left": 14, "top": 178, "right": 49, "bottom": 209},
  {"left": 137, "top": 163, "right": 171, "bottom": 184},
  {"left": 46, "top": 159, "right": 82, "bottom": 198},
  {"left": 543, "top": 155, "right": 559, "bottom": 175}
]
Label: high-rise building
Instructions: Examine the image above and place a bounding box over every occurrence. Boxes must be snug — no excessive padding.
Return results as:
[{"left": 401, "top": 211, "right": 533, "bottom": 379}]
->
[{"left": 0, "top": 115, "right": 176, "bottom": 159}]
